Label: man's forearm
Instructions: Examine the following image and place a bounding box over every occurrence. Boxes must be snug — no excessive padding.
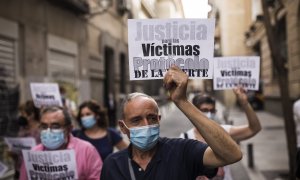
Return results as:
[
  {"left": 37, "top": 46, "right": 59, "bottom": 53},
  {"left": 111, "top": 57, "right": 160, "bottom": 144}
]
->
[
  {"left": 175, "top": 100, "right": 242, "bottom": 164},
  {"left": 242, "top": 102, "right": 261, "bottom": 135}
]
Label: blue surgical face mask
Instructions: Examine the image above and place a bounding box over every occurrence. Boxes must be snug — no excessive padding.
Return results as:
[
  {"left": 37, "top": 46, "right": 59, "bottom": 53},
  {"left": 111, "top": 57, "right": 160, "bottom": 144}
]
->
[
  {"left": 123, "top": 122, "right": 160, "bottom": 151},
  {"left": 204, "top": 112, "right": 216, "bottom": 121},
  {"left": 41, "top": 128, "right": 65, "bottom": 150},
  {"left": 81, "top": 115, "right": 97, "bottom": 129}
]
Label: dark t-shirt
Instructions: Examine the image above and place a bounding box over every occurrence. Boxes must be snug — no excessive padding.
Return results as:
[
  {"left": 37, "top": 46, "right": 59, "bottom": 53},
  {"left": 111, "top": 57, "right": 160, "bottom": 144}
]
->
[
  {"left": 100, "top": 137, "right": 217, "bottom": 180},
  {"left": 72, "top": 128, "right": 122, "bottom": 160}
]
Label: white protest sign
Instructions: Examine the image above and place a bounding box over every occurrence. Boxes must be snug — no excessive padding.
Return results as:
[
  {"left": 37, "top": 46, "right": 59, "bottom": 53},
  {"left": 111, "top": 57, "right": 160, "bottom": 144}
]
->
[
  {"left": 0, "top": 161, "right": 8, "bottom": 177},
  {"left": 213, "top": 56, "right": 260, "bottom": 90},
  {"left": 4, "top": 137, "right": 36, "bottom": 153},
  {"left": 22, "top": 149, "right": 78, "bottom": 180},
  {"left": 30, "top": 83, "right": 63, "bottom": 108},
  {"left": 128, "top": 18, "right": 215, "bottom": 80}
]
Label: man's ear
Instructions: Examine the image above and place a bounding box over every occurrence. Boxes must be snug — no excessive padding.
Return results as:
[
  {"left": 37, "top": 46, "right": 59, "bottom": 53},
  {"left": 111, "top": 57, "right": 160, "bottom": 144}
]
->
[{"left": 118, "top": 120, "right": 127, "bottom": 134}]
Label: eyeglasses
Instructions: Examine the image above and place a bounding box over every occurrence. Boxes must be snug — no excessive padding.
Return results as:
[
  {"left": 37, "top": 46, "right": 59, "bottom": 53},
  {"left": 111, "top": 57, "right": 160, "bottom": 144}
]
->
[
  {"left": 199, "top": 108, "right": 217, "bottom": 113},
  {"left": 39, "top": 123, "right": 66, "bottom": 131}
]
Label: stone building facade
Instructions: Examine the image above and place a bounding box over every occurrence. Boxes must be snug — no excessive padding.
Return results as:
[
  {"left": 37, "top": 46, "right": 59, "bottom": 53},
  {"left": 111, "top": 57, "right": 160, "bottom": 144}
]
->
[
  {"left": 206, "top": 0, "right": 299, "bottom": 116},
  {"left": 245, "top": 0, "right": 300, "bottom": 116},
  {"left": 0, "top": 0, "right": 131, "bottom": 109}
]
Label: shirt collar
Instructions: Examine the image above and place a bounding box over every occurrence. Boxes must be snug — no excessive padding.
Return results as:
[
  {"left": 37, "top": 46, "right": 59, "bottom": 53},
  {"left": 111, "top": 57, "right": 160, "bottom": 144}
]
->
[{"left": 128, "top": 137, "right": 162, "bottom": 163}]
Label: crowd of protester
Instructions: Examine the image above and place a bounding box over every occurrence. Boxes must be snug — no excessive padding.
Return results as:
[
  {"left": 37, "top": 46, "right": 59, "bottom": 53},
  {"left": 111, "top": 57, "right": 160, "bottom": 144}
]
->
[{"left": 11, "top": 66, "right": 300, "bottom": 180}]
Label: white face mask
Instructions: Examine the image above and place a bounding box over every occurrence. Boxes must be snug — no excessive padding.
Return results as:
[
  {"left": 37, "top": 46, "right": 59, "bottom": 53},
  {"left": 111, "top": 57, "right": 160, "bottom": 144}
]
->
[{"left": 204, "top": 112, "right": 216, "bottom": 121}]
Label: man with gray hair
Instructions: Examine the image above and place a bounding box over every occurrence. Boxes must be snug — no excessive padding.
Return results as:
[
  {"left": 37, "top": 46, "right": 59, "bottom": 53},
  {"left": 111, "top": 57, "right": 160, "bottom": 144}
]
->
[
  {"left": 19, "top": 106, "right": 103, "bottom": 180},
  {"left": 100, "top": 65, "right": 242, "bottom": 180}
]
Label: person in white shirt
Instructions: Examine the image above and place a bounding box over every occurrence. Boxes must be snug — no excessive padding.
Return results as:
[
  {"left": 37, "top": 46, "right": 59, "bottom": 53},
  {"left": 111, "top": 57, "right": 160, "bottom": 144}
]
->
[
  {"left": 293, "top": 98, "right": 300, "bottom": 179},
  {"left": 180, "top": 87, "right": 261, "bottom": 180}
]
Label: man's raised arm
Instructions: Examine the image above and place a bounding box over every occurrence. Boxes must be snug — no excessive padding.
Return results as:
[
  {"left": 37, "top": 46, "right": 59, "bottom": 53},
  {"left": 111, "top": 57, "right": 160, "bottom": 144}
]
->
[
  {"left": 163, "top": 65, "right": 242, "bottom": 167},
  {"left": 228, "top": 87, "right": 262, "bottom": 141}
]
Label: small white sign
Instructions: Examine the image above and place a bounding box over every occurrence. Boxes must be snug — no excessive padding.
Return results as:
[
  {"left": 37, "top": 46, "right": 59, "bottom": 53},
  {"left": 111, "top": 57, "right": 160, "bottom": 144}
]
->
[
  {"left": 0, "top": 161, "right": 8, "bottom": 177},
  {"left": 22, "top": 149, "right": 78, "bottom": 180},
  {"left": 4, "top": 137, "right": 36, "bottom": 153},
  {"left": 30, "top": 83, "right": 63, "bottom": 108},
  {"left": 213, "top": 56, "right": 260, "bottom": 90},
  {"left": 128, "top": 18, "right": 215, "bottom": 80}
]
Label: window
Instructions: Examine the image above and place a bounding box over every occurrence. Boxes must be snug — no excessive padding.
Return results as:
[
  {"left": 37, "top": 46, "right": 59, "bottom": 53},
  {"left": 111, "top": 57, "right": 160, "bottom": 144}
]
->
[{"left": 0, "top": 37, "right": 17, "bottom": 88}]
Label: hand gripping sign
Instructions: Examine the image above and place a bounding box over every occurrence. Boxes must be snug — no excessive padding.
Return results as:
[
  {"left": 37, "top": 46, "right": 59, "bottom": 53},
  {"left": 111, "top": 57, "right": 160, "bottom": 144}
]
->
[
  {"left": 128, "top": 18, "right": 215, "bottom": 80},
  {"left": 22, "top": 149, "right": 78, "bottom": 180}
]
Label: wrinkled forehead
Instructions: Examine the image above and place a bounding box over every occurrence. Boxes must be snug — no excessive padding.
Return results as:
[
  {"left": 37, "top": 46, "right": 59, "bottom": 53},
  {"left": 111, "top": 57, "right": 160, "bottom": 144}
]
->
[
  {"left": 123, "top": 96, "right": 159, "bottom": 116},
  {"left": 41, "top": 110, "right": 65, "bottom": 124},
  {"left": 125, "top": 96, "right": 158, "bottom": 109}
]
